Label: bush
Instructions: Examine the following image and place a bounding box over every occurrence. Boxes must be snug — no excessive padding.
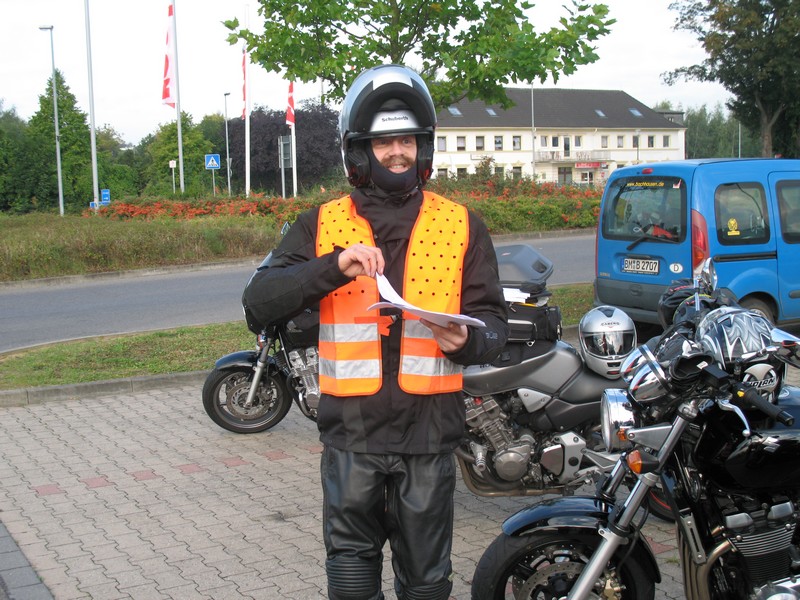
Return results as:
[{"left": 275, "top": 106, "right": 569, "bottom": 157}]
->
[{"left": 2, "top": 173, "right": 601, "bottom": 281}]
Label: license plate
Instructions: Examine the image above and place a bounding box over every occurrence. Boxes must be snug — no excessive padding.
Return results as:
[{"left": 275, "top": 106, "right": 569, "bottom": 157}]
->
[{"left": 622, "top": 258, "right": 659, "bottom": 275}]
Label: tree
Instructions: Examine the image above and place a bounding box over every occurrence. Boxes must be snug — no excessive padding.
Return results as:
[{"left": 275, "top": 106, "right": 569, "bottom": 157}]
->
[
  {"left": 142, "top": 113, "right": 212, "bottom": 196},
  {"left": 665, "top": 0, "right": 800, "bottom": 157},
  {"left": 26, "top": 69, "right": 95, "bottom": 212},
  {"left": 225, "top": 0, "right": 614, "bottom": 109},
  {"left": 227, "top": 100, "right": 341, "bottom": 194}
]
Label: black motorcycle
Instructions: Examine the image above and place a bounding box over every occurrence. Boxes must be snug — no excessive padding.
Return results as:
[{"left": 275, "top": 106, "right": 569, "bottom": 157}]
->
[
  {"left": 202, "top": 245, "right": 653, "bottom": 502},
  {"left": 472, "top": 265, "right": 800, "bottom": 599}
]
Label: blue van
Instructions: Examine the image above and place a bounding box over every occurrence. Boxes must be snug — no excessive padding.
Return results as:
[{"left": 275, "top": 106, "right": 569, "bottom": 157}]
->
[{"left": 594, "top": 158, "right": 800, "bottom": 327}]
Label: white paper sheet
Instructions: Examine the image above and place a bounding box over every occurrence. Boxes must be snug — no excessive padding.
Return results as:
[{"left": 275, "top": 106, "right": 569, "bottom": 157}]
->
[{"left": 367, "top": 274, "right": 486, "bottom": 328}]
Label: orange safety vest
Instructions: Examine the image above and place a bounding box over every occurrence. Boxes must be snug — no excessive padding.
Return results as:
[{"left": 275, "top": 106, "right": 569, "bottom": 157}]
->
[{"left": 316, "top": 191, "right": 469, "bottom": 396}]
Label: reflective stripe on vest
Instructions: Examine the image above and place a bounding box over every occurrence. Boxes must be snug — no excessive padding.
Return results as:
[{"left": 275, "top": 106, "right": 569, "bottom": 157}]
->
[{"left": 316, "top": 192, "right": 469, "bottom": 396}]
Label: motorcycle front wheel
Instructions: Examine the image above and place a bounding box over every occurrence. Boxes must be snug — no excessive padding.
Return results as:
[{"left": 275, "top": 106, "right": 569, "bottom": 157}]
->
[
  {"left": 202, "top": 367, "right": 291, "bottom": 433},
  {"left": 472, "top": 532, "right": 655, "bottom": 600}
]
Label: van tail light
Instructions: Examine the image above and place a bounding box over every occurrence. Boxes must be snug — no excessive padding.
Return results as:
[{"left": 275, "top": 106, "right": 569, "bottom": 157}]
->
[{"left": 691, "top": 209, "right": 709, "bottom": 275}]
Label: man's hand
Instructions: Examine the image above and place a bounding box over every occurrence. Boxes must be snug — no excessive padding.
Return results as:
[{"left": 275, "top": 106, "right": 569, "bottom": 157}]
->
[
  {"left": 338, "top": 244, "right": 385, "bottom": 279},
  {"left": 420, "top": 319, "right": 468, "bottom": 353}
]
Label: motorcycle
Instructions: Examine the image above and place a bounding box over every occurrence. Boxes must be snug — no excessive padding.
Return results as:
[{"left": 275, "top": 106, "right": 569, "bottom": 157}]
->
[
  {"left": 203, "top": 244, "right": 647, "bottom": 502},
  {"left": 472, "top": 261, "right": 800, "bottom": 600}
]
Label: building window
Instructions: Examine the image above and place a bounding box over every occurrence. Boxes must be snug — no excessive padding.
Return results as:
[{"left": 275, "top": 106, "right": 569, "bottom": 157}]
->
[
  {"left": 552, "top": 136, "right": 559, "bottom": 147},
  {"left": 512, "top": 136, "right": 522, "bottom": 151},
  {"left": 494, "top": 166, "right": 504, "bottom": 176},
  {"left": 495, "top": 136, "right": 503, "bottom": 150},
  {"left": 437, "top": 137, "right": 446, "bottom": 152},
  {"left": 447, "top": 106, "right": 462, "bottom": 116},
  {"left": 511, "top": 166, "right": 522, "bottom": 180},
  {"left": 617, "top": 135, "right": 624, "bottom": 148},
  {"left": 437, "top": 168, "right": 449, "bottom": 179},
  {"left": 601, "top": 135, "right": 608, "bottom": 149},
  {"left": 581, "top": 172, "right": 594, "bottom": 184},
  {"left": 574, "top": 136, "right": 582, "bottom": 147},
  {"left": 457, "top": 136, "right": 466, "bottom": 151},
  {"left": 540, "top": 135, "right": 548, "bottom": 146},
  {"left": 663, "top": 135, "right": 670, "bottom": 148},
  {"left": 457, "top": 167, "right": 468, "bottom": 179},
  {"left": 647, "top": 135, "right": 655, "bottom": 148},
  {"left": 475, "top": 136, "right": 485, "bottom": 151},
  {"left": 632, "top": 135, "right": 640, "bottom": 149}
]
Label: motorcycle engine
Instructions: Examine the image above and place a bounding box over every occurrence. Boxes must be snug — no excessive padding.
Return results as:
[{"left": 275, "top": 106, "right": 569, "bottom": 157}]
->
[
  {"left": 464, "top": 394, "right": 535, "bottom": 481},
  {"left": 720, "top": 497, "right": 800, "bottom": 586}
]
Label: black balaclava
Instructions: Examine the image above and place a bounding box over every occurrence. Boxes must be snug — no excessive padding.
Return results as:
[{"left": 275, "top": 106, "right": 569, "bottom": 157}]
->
[{"left": 366, "top": 143, "right": 419, "bottom": 199}]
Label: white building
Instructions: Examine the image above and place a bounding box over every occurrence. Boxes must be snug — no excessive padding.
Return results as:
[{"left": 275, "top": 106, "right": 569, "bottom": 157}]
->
[{"left": 433, "top": 88, "right": 686, "bottom": 185}]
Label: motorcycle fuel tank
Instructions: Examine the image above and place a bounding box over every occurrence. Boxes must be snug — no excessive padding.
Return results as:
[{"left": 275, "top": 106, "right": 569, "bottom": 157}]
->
[
  {"left": 722, "top": 430, "right": 800, "bottom": 491},
  {"left": 462, "top": 340, "right": 581, "bottom": 396}
]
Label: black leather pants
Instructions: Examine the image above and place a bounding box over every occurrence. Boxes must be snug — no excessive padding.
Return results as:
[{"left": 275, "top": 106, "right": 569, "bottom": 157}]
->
[{"left": 320, "top": 446, "right": 456, "bottom": 600}]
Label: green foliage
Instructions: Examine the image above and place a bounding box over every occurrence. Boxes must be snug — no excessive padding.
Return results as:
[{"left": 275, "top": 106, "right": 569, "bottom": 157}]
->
[
  {"left": 225, "top": 0, "right": 614, "bottom": 109},
  {"left": 0, "top": 322, "right": 254, "bottom": 389},
  {"left": 666, "top": 0, "right": 800, "bottom": 157},
  {"left": 142, "top": 112, "right": 212, "bottom": 196},
  {"left": 683, "top": 103, "right": 760, "bottom": 159},
  {"left": 0, "top": 212, "right": 281, "bottom": 281},
  {"left": 226, "top": 100, "right": 341, "bottom": 194},
  {"left": 26, "top": 69, "right": 94, "bottom": 212}
]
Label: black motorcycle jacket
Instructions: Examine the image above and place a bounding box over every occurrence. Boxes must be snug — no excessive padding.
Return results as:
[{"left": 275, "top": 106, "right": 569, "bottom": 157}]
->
[{"left": 243, "top": 187, "right": 508, "bottom": 454}]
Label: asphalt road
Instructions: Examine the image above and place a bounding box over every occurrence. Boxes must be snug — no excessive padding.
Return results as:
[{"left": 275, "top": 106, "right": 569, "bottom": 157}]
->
[{"left": 0, "top": 233, "right": 595, "bottom": 354}]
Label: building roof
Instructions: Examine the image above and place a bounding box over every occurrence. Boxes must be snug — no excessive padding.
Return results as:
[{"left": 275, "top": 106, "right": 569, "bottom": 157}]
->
[{"left": 436, "top": 88, "right": 684, "bottom": 130}]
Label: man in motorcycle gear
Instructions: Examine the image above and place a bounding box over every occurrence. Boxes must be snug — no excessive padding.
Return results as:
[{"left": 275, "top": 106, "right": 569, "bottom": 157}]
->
[{"left": 242, "top": 64, "right": 508, "bottom": 600}]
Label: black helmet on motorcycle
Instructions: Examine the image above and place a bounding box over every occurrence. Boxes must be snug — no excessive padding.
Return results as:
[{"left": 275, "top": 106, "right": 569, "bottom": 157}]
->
[
  {"left": 578, "top": 305, "right": 637, "bottom": 379},
  {"left": 697, "top": 306, "right": 773, "bottom": 367},
  {"left": 657, "top": 278, "right": 694, "bottom": 329},
  {"left": 339, "top": 64, "right": 437, "bottom": 187},
  {"left": 671, "top": 293, "right": 716, "bottom": 326}
]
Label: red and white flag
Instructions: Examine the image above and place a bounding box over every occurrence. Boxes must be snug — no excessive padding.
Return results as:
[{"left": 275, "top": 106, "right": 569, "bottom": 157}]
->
[
  {"left": 241, "top": 46, "right": 247, "bottom": 119},
  {"left": 286, "top": 81, "right": 295, "bottom": 127},
  {"left": 161, "top": 2, "right": 176, "bottom": 108}
]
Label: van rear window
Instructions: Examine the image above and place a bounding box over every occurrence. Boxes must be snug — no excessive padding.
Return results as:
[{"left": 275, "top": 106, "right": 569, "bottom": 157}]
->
[
  {"left": 602, "top": 176, "right": 686, "bottom": 242},
  {"left": 714, "top": 183, "right": 769, "bottom": 246}
]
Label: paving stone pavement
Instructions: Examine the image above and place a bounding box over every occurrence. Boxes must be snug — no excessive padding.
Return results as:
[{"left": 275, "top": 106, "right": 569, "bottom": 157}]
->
[{"left": 0, "top": 382, "right": 687, "bottom": 600}]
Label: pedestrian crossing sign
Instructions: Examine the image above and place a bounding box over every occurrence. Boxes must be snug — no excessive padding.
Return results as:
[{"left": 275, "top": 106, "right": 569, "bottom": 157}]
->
[{"left": 205, "top": 154, "right": 221, "bottom": 170}]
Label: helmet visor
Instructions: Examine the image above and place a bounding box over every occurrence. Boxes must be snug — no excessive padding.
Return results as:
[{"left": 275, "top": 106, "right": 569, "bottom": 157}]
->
[{"left": 582, "top": 331, "right": 636, "bottom": 358}]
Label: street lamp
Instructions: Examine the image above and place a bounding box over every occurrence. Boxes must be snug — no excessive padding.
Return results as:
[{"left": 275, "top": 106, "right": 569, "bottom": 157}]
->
[
  {"left": 223, "top": 92, "right": 231, "bottom": 196},
  {"left": 39, "top": 25, "right": 64, "bottom": 216}
]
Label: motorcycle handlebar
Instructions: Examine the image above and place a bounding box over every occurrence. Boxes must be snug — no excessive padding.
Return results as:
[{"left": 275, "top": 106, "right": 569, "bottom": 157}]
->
[{"left": 733, "top": 384, "right": 795, "bottom": 427}]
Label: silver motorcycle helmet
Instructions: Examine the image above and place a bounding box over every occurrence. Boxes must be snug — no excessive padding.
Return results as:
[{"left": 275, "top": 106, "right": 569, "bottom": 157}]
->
[
  {"left": 578, "top": 305, "right": 637, "bottom": 379},
  {"left": 339, "top": 64, "right": 437, "bottom": 187}
]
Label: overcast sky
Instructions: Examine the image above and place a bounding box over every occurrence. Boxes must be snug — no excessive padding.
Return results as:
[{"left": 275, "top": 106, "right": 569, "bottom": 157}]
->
[{"left": 1, "top": 0, "right": 731, "bottom": 146}]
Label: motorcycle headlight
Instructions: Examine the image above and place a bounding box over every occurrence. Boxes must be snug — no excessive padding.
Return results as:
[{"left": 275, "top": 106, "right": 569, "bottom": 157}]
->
[
  {"left": 601, "top": 388, "right": 636, "bottom": 452},
  {"left": 620, "top": 345, "right": 654, "bottom": 384},
  {"left": 629, "top": 358, "right": 669, "bottom": 403}
]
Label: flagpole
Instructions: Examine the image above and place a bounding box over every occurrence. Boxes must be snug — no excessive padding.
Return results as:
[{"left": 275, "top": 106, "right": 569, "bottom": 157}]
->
[
  {"left": 286, "top": 81, "right": 297, "bottom": 197},
  {"left": 290, "top": 123, "right": 297, "bottom": 197},
  {"left": 244, "top": 45, "right": 250, "bottom": 198},
  {"left": 83, "top": 0, "right": 100, "bottom": 208},
  {"left": 171, "top": 0, "right": 185, "bottom": 193}
]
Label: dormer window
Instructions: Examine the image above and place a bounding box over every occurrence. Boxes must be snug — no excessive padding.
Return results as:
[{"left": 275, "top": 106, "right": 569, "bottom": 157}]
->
[
  {"left": 595, "top": 109, "right": 607, "bottom": 118},
  {"left": 447, "top": 106, "right": 462, "bottom": 116},
  {"left": 629, "top": 108, "right": 644, "bottom": 117},
  {"left": 486, "top": 108, "right": 498, "bottom": 116}
]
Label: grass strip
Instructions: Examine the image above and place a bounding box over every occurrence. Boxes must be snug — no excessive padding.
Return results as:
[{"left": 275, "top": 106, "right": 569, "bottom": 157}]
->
[{"left": 0, "top": 284, "right": 593, "bottom": 390}]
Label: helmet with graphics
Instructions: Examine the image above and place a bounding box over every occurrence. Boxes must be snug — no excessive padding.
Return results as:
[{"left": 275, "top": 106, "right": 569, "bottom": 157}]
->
[{"left": 339, "top": 64, "right": 437, "bottom": 187}]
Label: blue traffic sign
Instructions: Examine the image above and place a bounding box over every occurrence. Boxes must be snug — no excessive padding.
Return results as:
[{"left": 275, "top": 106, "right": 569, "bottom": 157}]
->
[
  {"left": 100, "top": 189, "right": 111, "bottom": 204},
  {"left": 205, "top": 154, "right": 221, "bottom": 170}
]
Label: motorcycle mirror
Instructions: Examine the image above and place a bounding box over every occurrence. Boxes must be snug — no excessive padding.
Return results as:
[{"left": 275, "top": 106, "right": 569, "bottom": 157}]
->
[
  {"left": 771, "top": 328, "right": 800, "bottom": 369},
  {"left": 698, "top": 258, "right": 717, "bottom": 294}
]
